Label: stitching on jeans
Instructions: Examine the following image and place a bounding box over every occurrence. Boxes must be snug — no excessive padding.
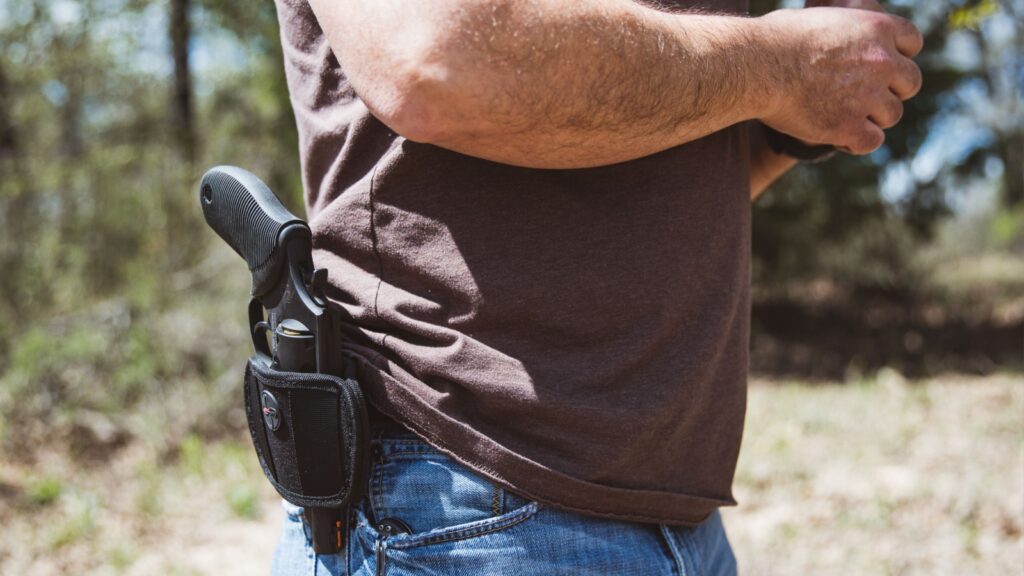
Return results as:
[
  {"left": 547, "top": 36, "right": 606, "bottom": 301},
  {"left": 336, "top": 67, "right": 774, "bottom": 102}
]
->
[
  {"left": 346, "top": 512, "right": 354, "bottom": 576},
  {"left": 389, "top": 502, "right": 542, "bottom": 549},
  {"left": 378, "top": 446, "right": 434, "bottom": 453},
  {"left": 351, "top": 501, "right": 542, "bottom": 551},
  {"left": 374, "top": 462, "right": 386, "bottom": 525},
  {"left": 660, "top": 525, "right": 688, "bottom": 576},
  {"left": 382, "top": 450, "right": 444, "bottom": 460},
  {"left": 681, "top": 526, "right": 705, "bottom": 576}
]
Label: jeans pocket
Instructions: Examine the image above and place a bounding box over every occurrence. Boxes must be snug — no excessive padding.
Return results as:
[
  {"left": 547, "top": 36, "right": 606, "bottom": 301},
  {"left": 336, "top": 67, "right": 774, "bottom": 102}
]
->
[{"left": 364, "top": 436, "right": 540, "bottom": 548}]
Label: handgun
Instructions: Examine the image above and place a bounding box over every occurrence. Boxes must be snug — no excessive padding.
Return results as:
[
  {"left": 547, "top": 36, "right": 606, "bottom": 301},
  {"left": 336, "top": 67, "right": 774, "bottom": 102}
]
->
[{"left": 199, "top": 165, "right": 354, "bottom": 554}]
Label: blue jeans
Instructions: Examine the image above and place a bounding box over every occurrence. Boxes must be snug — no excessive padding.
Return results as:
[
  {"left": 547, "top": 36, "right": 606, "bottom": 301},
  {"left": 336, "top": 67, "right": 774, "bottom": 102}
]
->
[{"left": 272, "top": 431, "right": 737, "bottom": 575}]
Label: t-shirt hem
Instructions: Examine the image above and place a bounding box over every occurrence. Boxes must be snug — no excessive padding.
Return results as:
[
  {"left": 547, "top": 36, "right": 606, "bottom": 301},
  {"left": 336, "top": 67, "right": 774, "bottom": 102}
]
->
[{"left": 339, "top": 346, "right": 737, "bottom": 527}]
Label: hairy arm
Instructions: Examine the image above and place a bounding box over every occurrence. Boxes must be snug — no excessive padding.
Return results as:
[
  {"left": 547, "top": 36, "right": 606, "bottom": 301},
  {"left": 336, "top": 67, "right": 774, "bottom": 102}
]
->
[
  {"left": 309, "top": 0, "right": 922, "bottom": 169},
  {"left": 310, "top": 0, "right": 782, "bottom": 168}
]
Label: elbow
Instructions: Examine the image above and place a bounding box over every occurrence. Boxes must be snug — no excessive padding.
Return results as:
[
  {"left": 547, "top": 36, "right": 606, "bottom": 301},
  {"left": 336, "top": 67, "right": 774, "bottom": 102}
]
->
[
  {"left": 314, "top": 0, "right": 518, "bottom": 147},
  {"left": 351, "top": 37, "right": 472, "bottom": 146},
  {"left": 323, "top": 1, "right": 515, "bottom": 148},
  {"left": 372, "top": 72, "right": 462, "bottom": 146}
]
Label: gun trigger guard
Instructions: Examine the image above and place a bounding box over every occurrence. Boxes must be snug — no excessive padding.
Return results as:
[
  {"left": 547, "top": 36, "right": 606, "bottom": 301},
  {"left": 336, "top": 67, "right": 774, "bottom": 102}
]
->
[{"left": 248, "top": 298, "right": 273, "bottom": 361}]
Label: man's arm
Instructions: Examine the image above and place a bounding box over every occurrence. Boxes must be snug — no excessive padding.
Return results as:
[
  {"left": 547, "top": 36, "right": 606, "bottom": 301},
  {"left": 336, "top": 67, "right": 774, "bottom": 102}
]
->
[{"left": 309, "top": 0, "right": 922, "bottom": 169}]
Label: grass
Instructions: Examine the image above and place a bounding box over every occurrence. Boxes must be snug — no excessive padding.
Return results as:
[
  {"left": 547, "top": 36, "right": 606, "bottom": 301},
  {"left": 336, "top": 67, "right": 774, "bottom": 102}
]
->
[
  {"left": 25, "top": 476, "right": 63, "bottom": 507},
  {"left": 226, "top": 484, "right": 261, "bottom": 520},
  {"left": 49, "top": 493, "right": 96, "bottom": 549}
]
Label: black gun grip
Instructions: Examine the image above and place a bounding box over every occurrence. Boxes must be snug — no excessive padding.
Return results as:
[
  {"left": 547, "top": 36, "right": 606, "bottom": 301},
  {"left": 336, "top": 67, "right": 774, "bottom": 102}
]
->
[{"left": 199, "top": 166, "right": 308, "bottom": 297}]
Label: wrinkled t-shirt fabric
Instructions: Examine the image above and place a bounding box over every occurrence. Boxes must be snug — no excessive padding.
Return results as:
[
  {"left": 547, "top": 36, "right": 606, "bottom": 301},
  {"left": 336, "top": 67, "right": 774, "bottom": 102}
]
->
[{"left": 273, "top": 0, "right": 752, "bottom": 525}]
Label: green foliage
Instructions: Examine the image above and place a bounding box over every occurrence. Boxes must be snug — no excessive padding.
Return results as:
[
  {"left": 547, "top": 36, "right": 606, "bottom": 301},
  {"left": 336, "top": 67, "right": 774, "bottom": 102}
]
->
[
  {"left": 0, "top": 0, "right": 295, "bottom": 453},
  {"left": 226, "top": 483, "right": 261, "bottom": 519},
  {"left": 817, "top": 217, "right": 931, "bottom": 296},
  {"left": 25, "top": 476, "right": 64, "bottom": 507},
  {"left": 135, "top": 463, "right": 163, "bottom": 519},
  {"left": 178, "top": 434, "right": 206, "bottom": 476},
  {"left": 106, "top": 545, "right": 137, "bottom": 573},
  {"left": 949, "top": 0, "right": 1001, "bottom": 30},
  {"left": 49, "top": 492, "right": 97, "bottom": 549},
  {"left": 989, "top": 206, "right": 1024, "bottom": 250}
]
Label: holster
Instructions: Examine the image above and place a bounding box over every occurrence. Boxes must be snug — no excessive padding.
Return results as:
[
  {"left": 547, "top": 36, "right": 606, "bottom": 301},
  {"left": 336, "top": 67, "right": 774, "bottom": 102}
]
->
[
  {"left": 243, "top": 356, "right": 369, "bottom": 552},
  {"left": 198, "top": 165, "right": 371, "bottom": 554}
]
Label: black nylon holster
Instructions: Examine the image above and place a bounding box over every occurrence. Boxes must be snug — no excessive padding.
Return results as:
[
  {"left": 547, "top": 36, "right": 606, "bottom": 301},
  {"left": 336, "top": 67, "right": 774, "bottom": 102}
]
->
[{"left": 243, "top": 357, "right": 369, "bottom": 553}]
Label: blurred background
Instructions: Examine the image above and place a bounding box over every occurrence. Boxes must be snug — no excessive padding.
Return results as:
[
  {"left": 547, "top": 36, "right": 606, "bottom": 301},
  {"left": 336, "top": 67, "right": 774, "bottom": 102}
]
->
[{"left": 0, "top": 0, "right": 1020, "bottom": 574}]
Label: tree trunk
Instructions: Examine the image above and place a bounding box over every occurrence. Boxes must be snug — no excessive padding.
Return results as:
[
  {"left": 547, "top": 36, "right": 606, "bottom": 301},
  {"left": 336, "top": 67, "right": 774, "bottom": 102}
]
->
[
  {"left": 0, "top": 60, "right": 17, "bottom": 160},
  {"left": 169, "top": 0, "right": 194, "bottom": 163},
  {"left": 1002, "top": 131, "right": 1023, "bottom": 207}
]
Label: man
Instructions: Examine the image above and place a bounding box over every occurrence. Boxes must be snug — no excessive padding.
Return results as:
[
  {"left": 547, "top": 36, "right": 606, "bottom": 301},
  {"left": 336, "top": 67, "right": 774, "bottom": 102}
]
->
[{"left": 268, "top": 0, "right": 922, "bottom": 574}]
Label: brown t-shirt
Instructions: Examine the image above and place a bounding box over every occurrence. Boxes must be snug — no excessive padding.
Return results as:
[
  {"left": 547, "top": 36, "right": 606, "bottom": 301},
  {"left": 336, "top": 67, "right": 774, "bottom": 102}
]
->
[{"left": 274, "top": 0, "right": 751, "bottom": 525}]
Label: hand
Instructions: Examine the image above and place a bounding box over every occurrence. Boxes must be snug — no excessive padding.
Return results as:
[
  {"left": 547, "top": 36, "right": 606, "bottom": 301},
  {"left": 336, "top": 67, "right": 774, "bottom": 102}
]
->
[{"left": 758, "top": 7, "right": 923, "bottom": 155}]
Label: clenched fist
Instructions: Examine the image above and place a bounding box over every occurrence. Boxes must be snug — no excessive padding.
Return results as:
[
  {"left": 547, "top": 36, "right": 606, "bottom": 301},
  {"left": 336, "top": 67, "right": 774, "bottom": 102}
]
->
[{"left": 758, "top": 6, "right": 924, "bottom": 155}]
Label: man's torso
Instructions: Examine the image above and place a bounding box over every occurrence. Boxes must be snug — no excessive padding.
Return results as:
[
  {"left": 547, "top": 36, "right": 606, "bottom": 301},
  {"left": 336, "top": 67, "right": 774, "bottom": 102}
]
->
[{"left": 273, "top": 0, "right": 751, "bottom": 525}]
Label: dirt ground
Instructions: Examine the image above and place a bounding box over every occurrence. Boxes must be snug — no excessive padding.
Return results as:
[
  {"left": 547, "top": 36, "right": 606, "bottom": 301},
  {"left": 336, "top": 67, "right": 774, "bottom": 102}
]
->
[
  {"left": 1, "top": 374, "right": 1021, "bottom": 575},
  {"left": 723, "top": 373, "right": 1023, "bottom": 575}
]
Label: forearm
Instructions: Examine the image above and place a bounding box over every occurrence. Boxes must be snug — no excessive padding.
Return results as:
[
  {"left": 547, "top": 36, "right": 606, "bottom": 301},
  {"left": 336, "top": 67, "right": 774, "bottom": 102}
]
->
[
  {"left": 313, "top": 0, "right": 784, "bottom": 168},
  {"left": 749, "top": 122, "right": 797, "bottom": 200},
  {"left": 313, "top": 1, "right": 923, "bottom": 168}
]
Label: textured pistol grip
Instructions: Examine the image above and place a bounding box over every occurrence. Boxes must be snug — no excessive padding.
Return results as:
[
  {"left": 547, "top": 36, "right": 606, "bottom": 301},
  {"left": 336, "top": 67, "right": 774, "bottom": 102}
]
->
[{"left": 199, "top": 166, "right": 307, "bottom": 297}]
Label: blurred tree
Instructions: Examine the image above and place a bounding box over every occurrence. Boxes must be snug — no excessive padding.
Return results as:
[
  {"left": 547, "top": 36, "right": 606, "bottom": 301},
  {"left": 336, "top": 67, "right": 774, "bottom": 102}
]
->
[
  {"left": 0, "top": 0, "right": 299, "bottom": 363},
  {"left": 750, "top": 0, "right": 1022, "bottom": 297},
  {"left": 170, "top": 0, "right": 195, "bottom": 162},
  {"left": 196, "top": 0, "right": 302, "bottom": 207}
]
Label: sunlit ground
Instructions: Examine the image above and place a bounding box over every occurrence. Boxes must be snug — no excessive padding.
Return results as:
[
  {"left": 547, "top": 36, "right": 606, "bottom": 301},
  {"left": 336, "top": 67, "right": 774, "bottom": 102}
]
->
[
  {"left": 725, "top": 374, "right": 1023, "bottom": 576},
  {"left": 1, "top": 375, "right": 1021, "bottom": 575}
]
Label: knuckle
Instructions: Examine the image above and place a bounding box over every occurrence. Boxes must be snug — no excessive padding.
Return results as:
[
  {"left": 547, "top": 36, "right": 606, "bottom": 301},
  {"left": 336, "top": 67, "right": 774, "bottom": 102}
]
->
[
  {"left": 886, "top": 99, "right": 904, "bottom": 126},
  {"left": 910, "top": 22, "right": 924, "bottom": 44},
  {"left": 891, "top": 15, "right": 914, "bottom": 34},
  {"left": 867, "top": 129, "right": 885, "bottom": 151},
  {"left": 868, "top": 14, "right": 890, "bottom": 35},
  {"left": 893, "top": 59, "right": 922, "bottom": 99},
  {"left": 898, "top": 17, "right": 924, "bottom": 49},
  {"left": 909, "top": 64, "right": 923, "bottom": 94},
  {"left": 855, "top": 129, "right": 884, "bottom": 154},
  {"left": 849, "top": 143, "right": 869, "bottom": 156}
]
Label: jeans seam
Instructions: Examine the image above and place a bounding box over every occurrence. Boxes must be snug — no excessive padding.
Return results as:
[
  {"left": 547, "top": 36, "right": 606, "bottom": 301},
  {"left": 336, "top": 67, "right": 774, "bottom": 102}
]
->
[
  {"left": 371, "top": 461, "right": 386, "bottom": 525},
  {"left": 660, "top": 525, "right": 688, "bottom": 576},
  {"left": 388, "top": 501, "right": 542, "bottom": 549},
  {"left": 683, "top": 528, "right": 705, "bottom": 576},
  {"left": 346, "top": 509, "right": 354, "bottom": 576},
  {"left": 383, "top": 449, "right": 442, "bottom": 458},
  {"left": 492, "top": 485, "right": 502, "bottom": 515}
]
